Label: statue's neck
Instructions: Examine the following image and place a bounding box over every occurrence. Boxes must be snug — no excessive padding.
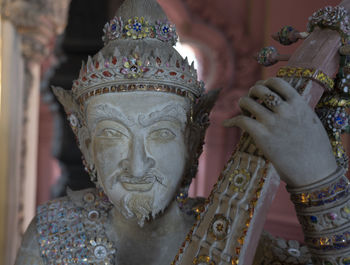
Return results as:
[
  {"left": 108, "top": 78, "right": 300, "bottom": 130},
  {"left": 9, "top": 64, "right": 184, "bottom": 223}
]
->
[
  {"left": 107, "top": 200, "right": 194, "bottom": 265},
  {"left": 106, "top": 198, "right": 195, "bottom": 265}
]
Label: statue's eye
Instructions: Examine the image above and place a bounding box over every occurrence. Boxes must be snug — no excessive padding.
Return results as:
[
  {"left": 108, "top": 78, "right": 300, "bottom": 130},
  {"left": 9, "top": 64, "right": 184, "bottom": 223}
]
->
[
  {"left": 98, "top": 128, "right": 125, "bottom": 138},
  {"left": 148, "top": 128, "right": 175, "bottom": 141}
]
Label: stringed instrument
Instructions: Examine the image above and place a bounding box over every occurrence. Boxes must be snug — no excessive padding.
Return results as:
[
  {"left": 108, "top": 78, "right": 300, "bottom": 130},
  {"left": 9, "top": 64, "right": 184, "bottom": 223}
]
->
[{"left": 171, "top": 1, "right": 350, "bottom": 265}]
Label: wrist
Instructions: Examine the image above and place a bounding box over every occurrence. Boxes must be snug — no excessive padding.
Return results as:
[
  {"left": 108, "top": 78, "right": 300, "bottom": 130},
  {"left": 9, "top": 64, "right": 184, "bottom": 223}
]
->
[
  {"left": 282, "top": 157, "right": 338, "bottom": 189},
  {"left": 286, "top": 166, "right": 348, "bottom": 208}
]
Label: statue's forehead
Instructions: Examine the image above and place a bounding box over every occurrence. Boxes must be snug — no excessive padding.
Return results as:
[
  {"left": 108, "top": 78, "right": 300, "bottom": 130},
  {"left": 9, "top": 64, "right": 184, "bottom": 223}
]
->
[
  {"left": 85, "top": 92, "right": 190, "bottom": 127},
  {"left": 86, "top": 91, "right": 189, "bottom": 111}
]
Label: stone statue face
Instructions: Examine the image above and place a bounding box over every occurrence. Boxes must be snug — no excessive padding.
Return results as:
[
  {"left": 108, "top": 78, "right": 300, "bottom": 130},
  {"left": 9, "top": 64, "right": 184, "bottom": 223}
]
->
[{"left": 86, "top": 92, "right": 190, "bottom": 226}]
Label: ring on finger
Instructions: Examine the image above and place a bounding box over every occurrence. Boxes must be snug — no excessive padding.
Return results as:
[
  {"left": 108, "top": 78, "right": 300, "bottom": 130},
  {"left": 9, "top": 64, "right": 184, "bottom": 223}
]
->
[{"left": 263, "top": 93, "right": 282, "bottom": 108}]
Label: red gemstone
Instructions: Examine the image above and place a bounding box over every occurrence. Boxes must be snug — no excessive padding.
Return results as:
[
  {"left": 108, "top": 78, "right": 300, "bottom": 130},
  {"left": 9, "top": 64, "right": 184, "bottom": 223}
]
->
[
  {"left": 95, "top": 62, "right": 99, "bottom": 69},
  {"left": 236, "top": 248, "right": 241, "bottom": 255},
  {"left": 112, "top": 56, "right": 117, "bottom": 65},
  {"left": 90, "top": 74, "right": 98, "bottom": 79},
  {"left": 176, "top": 60, "right": 180, "bottom": 68},
  {"left": 156, "top": 57, "right": 161, "bottom": 65},
  {"left": 170, "top": 72, "right": 177, "bottom": 76},
  {"left": 156, "top": 69, "right": 164, "bottom": 74},
  {"left": 82, "top": 76, "right": 87, "bottom": 82},
  {"left": 180, "top": 75, "right": 185, "bottom": 79},
  {"left": 103, "top": 71, "right": 112, "bottom": 77}
]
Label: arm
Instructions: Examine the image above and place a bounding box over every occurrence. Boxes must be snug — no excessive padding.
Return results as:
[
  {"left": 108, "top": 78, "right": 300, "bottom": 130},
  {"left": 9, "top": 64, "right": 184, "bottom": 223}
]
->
[
  {"left": 225, "top": 78, "right": 349, "bottom": 264},
  {"left": 14, "top": 217, "right": 43, "bottom": 265}
]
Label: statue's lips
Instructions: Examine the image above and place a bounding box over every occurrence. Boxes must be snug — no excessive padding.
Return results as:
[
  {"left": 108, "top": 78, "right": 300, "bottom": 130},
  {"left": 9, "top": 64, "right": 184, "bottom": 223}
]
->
[
  {"left": 117, "top": 174, "right": 159, "bottom": 191},
  {"left": 121, "top": 181, "right": 154, "bottom": 191}
]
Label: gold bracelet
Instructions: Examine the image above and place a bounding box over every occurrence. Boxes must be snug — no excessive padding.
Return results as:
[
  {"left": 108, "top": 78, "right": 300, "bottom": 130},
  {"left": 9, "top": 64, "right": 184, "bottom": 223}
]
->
[
  {"left": 287, "top": 167, "right": 349, "bottom": 208},
  {"left": 276, "top": 67, "right": 335, "bottom": 91}
]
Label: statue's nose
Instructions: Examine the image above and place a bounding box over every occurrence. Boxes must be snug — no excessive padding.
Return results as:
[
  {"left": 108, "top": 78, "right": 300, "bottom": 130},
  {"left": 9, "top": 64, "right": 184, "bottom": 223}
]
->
[{"left": 120, "top": 136, "right": 155, "bottom": 177}]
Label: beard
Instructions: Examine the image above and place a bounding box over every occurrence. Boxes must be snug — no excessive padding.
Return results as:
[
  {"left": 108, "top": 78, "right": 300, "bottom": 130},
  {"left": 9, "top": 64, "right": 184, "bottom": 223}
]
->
[{"left": 106, "top": 167, "right": 173, "bottom": 227}]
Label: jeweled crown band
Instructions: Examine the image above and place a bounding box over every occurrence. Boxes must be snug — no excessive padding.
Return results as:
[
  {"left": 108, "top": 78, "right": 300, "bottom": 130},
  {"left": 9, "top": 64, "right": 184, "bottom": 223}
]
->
[
  {"left": 77, "top": 84, "right": 195, "bottom": 109},
  {"left": 276, "top": 67, "right": 335, "bottom": 91}
]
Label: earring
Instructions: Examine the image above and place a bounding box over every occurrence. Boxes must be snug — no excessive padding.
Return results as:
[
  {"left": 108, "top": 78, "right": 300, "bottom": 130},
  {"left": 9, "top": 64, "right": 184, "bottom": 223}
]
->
[
  {"left": 82, "top": 156, "right": 98, "bottom": 183},
  {"left": 176, "top": 190, "right": 189, "bottom": 210}
]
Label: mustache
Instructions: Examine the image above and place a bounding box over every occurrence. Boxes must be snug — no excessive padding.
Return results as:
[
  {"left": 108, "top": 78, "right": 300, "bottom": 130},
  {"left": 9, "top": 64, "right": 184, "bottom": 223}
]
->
[{"left": 109, "top": 168, "right": 166, "bottom": 187}]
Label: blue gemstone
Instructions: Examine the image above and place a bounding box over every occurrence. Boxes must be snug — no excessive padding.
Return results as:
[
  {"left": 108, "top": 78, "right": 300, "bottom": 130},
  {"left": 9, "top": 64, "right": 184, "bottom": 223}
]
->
[
  {"left": 57, "top": 210, "right": 65, "bottom": 219},
  {"left": 133, "top": 23, "right": 142, "bottom": 32},
  {"left": 59, "top": 225, "right": 69, "bottom": 234},
  {"left": 310, "top": 216, "right": 318, "bottom": 223},
  {"left": 111, "top": 24, "right": 117, "bottom": 31},
  {"left": 37, "top": 212, "right": 47, "bottom": 223},
  {"left": 38, "top": 224, "right": 48, "bottom": 236},
  {"left": 334, "top": 234, "right": 345, "bottom": 242},
  {"left": 49, "top": 222, "right": 59, "bottom": 234},
  {"left": 162, "top": 26, "right": 169, "bottom": 33}
]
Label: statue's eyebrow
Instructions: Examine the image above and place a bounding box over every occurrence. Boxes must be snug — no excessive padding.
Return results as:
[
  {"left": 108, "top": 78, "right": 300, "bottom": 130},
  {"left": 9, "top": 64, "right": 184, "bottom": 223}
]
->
[
  {"left": 138, "top": 103, "right": 187, "bottom": 128},
  {"left": 88, "top": 103, "right": 135, "bottom": 130}
]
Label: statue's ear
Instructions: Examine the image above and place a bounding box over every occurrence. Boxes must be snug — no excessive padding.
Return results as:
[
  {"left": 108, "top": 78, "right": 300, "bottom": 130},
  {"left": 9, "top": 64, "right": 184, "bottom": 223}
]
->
[
  {"left": 193, "top": 89, "right": 221, "bottom": 120},
  {"left": 51, "top": 86, "right": 93, "bottom": 166},
  {"left": 184, "top": 89, "right": 221, "bottom": 184},
  {"left": 51, "top": 86, "right": 79, "bottom": 113}
]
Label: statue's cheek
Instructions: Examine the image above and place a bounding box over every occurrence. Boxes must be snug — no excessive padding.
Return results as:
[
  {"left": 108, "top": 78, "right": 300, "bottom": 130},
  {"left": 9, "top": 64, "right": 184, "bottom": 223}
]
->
[
  {"left": 147, "top": 137, "right": 186, "bottom": 177},
  {"left": 92, "top": 138, "right": 129, "bottom": 180}
]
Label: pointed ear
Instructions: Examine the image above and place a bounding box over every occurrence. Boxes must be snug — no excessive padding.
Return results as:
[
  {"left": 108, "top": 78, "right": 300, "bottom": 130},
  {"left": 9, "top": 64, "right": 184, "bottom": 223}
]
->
[
  {"left": 193, "top": 89, "right": 221, "bottom": 121},
  {"left": 183, "top": 89, "right": 221, "bottom": 185},
  {"left": 52, "top": 86, "right": 93, "bottom": 166},
  {"left": 51, "top": 86, "right": 79, "bottom": 113}
]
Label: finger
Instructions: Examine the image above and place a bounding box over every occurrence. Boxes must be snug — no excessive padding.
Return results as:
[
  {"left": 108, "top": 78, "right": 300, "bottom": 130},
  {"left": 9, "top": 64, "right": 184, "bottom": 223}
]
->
[
  {"left": 248, "top": 84, "right": 273, "bottom": 99},
  {"left": 248, "top": 85, "right": 287, "bottom": 112},
  {"left": 255, "top": 80, "right": 265, "bottom": 86},
  {"left": 264, "top": 77, "right": 299, "bottom": 100},
  {"left": 223, "top": 116, "right": 268, "bottom": 136},
  {"left": 239, "top": 96, "right": 275, "bottom": 123}
]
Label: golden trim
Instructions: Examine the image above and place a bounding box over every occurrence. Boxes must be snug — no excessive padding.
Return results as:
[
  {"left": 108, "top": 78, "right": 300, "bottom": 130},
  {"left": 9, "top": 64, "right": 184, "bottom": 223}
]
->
[
  {"left": 276, "top": 66, "right": 335, "bottom": 91},
  {"left": 192, "top": 255, "right": 216, "bottom": 265}
]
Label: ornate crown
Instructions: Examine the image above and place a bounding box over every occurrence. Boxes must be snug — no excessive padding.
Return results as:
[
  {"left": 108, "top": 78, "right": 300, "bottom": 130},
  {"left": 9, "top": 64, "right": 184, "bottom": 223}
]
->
[
  {"left": 70, "top": 2, "right": 205, "bottom": 108},
  {"left": 72, "top": 41, "right": 204, "bottom": 107}
]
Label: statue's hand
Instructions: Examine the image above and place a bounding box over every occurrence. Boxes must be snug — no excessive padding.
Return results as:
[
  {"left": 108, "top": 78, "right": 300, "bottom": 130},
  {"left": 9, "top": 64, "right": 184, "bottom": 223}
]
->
[{"left": 224, "top": 77, "right": 337, "bottom": 188}]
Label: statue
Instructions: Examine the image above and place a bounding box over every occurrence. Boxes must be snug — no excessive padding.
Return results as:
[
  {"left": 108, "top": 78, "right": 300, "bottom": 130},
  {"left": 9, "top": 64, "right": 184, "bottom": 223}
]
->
[{"left": 14, "top": 0, "right": 350, "bottom": 264}]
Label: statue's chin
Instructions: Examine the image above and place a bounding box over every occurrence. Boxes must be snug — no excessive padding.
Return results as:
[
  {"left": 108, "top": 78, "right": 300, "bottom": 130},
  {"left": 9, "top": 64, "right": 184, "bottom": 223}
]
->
[{"left": 112, "top": 189, "right": 172, "bottom": 227}]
